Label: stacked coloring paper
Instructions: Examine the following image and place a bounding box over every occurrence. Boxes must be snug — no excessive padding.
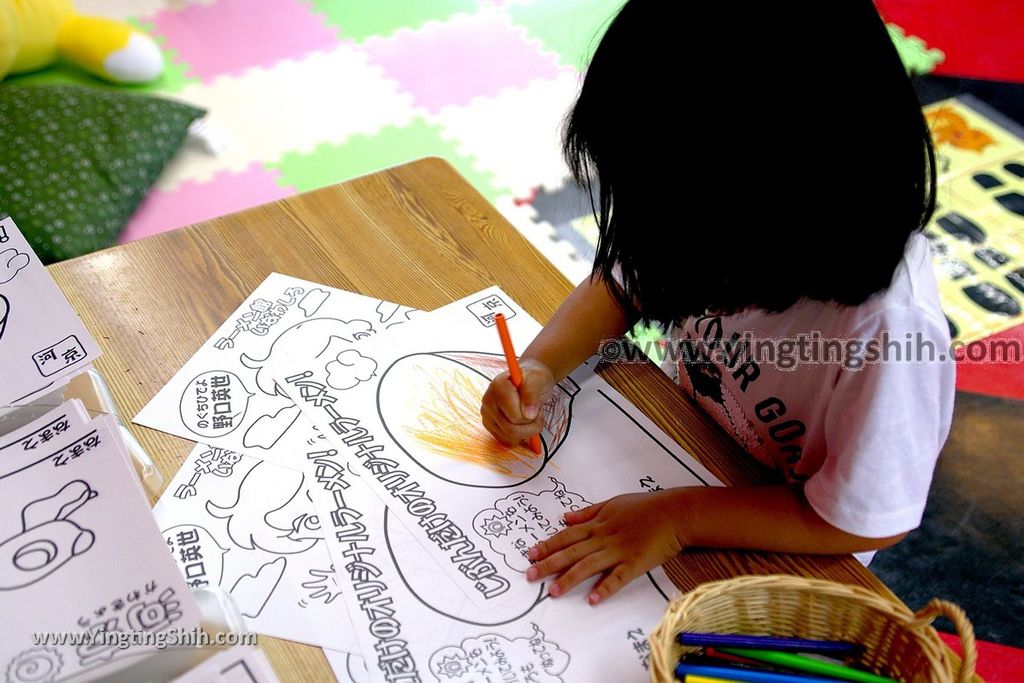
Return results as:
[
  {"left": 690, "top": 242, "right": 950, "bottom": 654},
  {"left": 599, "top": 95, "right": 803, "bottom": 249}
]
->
[
  {"left": 136, "top": 273, "right": 724, "bottom": 682},
  {"left": 0, "top": 216, "right": 208, "bottom": 681}
]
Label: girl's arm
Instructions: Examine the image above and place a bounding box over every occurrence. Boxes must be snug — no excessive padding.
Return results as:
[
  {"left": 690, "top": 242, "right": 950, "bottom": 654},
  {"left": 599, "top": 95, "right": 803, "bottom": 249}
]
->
[
  {"left": 521, "top": 275, "right": 629, "bottom": 381},
  {"left": 481, "top": 276, "right": 629, "bottom": 446},
  {"left": 525, "top": 484, "right": 907, "bottom": 604}
]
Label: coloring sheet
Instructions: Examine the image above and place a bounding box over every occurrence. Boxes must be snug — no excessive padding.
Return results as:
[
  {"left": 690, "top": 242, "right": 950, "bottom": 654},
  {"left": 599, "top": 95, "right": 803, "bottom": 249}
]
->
[
  {"left": 154, "top": 443, "right": 358, "bottom": 653},
  {"left": 0, "top": 399, "right": 89, "bottom": 456},
  {"left": 0, "top": 414, "right": 203, "bottom": 682},
  {"left": 135, "top": 273, "right": 419, "bottom": 467},
  {"left": 0, "top": 216, "right": 101, "bottom": 406},
  {"left": 171, "top": 646, "right": 280, "bottom": 683},
  {"left": 313, "top": 468, "right": 679, "bottom": 682},
  {"left": 278, "top": 287, "right": 721, "bottom": 610},
  {"left": 324, "top": 649, "right": 369, "bottom": 683}
]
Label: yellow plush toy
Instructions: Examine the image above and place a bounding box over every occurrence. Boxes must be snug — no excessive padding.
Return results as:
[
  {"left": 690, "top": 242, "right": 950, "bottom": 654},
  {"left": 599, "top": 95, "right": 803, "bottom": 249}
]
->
[{"left": 0, "top": 0, "right": 163, "bottom": 83}]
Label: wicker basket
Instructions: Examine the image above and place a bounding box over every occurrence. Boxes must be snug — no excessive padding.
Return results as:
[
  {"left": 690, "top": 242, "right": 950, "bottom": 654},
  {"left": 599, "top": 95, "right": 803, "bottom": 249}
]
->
[{"left": 649, "top": 575, "right": 978, "bottom": 683}]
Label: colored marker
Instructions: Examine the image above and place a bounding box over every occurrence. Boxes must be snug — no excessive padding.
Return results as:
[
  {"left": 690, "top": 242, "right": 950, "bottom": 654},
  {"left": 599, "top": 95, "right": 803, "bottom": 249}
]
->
[
  {"left": 719, "top": 649, "right": 896, "bottom": 683},
  {"left": 685, "top": 676, "right": 742, "bottom": 683},
  {"left": 675, "top": 662, "right": 843, "bottom": 683},
  {"left": 493, "top": 313, "right": 542, "bottom": 455},
  {"left": 678, "top": 633, "right": 862, "bottom": 657}
]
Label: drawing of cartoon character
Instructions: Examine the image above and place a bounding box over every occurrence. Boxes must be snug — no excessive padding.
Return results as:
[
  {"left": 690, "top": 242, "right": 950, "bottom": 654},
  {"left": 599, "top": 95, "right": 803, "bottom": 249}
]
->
[
  {"left": 0, "top": 481, "right": 96, "bottom": 591},
  {"left": 240, "top": 318, "right": 375, "bottom": 397},
  {"left": 206, "top": 461, "right": 321, "bottom": 555}
]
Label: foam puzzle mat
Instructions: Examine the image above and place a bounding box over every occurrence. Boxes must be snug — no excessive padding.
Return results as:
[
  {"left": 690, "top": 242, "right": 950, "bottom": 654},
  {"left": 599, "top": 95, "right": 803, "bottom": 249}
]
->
[{"left": 9, "top": 1, "right": 1021, "bottom": 398}]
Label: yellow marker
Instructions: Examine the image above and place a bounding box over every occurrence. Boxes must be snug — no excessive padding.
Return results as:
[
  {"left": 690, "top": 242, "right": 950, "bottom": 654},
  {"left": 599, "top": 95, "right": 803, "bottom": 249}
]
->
[{"left": 686, "top": 676, "right": 741, "bottom": 683}]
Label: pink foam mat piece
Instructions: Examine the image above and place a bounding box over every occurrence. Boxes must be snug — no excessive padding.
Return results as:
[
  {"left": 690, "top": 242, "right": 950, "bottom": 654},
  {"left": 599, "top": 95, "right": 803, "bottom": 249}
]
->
[
  {"left": 119, "top": 164, "right": 295, "bottom": 242},
  {"left": 361, "top": 10, "right": 562, "bottom": 113},
  {"left": 148, "top": 0, "right": 342, "bottom": 82}
]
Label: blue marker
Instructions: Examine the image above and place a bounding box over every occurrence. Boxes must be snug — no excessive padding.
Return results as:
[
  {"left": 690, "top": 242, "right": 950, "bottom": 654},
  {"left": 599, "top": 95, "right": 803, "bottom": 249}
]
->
[
  {"left": 677, "top": 632, "right": 862, "bottom": 657},
  {"left": 675, "top": 662, "right": 844, "bottom": 683}
]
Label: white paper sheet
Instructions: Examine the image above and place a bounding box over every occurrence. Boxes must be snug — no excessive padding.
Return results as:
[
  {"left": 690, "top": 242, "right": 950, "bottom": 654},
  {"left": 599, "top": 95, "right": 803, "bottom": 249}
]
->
[
  {"left": 0, "top": 216, "right": 102, "bottom": 406},
  {"left": 277, "top": 287, "right": 721, "bottom": 610},
  {"left": 324, "top": 649, "right": 369, "bottom": 683},
  {"left": 171, "top": 646, "right": 280, "bottom": 683},
  {"left": 0, "top": 399, "right": 89, "bottom": 454},
  {"left": 154, "top": 443, "right": 359, "bottom": 653},
  {"left": 134, "top": 273, "right": 419, "bottom": 468},
  {"left": 0, "top": 414, "right": 203, "bottom": 682},
  {"left": 313, "top": 471, "right": 681, "bottom": 682}
]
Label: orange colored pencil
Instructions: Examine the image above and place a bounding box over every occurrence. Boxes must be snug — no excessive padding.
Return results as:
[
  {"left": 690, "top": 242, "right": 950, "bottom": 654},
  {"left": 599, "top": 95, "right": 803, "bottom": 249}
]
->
[{"left": 494, "top": 313, "right": 543, "bottom": 455}]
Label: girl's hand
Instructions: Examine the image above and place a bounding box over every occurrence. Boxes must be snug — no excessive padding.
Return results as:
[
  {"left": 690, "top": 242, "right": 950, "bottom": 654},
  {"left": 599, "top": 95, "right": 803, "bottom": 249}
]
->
[
  {"left": 525, "top": 489, "right": 688, "bottom": 605},
  {"left": 480, "top": 359, "right": 554, "bottom": 448}
]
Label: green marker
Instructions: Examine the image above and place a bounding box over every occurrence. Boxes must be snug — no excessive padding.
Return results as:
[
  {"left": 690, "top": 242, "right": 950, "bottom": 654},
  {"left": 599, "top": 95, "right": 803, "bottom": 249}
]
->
[{"left": 719, "top": 648, "right": 897, "bottom": 683}]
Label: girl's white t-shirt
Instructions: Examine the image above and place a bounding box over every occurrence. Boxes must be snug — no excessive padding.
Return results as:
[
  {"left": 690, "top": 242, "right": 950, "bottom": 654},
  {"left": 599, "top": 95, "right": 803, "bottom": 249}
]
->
[{"left": 657, "top": 233, "right": 955, "bottom": 557}]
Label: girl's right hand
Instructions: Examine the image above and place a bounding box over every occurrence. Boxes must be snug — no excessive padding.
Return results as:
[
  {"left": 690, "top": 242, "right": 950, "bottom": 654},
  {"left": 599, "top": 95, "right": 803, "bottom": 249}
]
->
[{"left": 480, "top": 359, "right": 554, "bottom": 448}]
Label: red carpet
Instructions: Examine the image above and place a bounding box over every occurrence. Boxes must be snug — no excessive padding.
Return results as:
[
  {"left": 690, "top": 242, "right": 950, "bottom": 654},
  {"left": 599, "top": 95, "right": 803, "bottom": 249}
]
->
[
  {"left": 955, "top": 324, "right": 1024, "bottom": 401},
  {"left": 939, "top": 631, "right": 1024, "bottom": 683},
  {"left": 876, "top": 1, "right": 1024, "bottom": 83}
]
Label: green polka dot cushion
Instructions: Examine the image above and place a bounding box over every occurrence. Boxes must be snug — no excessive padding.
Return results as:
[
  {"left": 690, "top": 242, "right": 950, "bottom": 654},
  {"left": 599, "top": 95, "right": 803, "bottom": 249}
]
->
[{"left": 0, "top": 85, "right": 205, "bottom": 263}]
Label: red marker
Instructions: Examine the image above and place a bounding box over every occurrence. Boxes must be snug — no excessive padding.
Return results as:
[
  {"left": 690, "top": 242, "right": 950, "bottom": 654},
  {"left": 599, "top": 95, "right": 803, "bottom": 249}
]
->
[{"left": 494, "top": 313, "right": 542, "bottom": 455}]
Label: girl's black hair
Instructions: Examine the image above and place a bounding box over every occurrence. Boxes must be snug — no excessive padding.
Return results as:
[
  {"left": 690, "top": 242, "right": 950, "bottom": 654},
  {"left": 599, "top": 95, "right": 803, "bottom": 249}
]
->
[{"left": 565, "top": 1, "right": 937, "bottom": 326}]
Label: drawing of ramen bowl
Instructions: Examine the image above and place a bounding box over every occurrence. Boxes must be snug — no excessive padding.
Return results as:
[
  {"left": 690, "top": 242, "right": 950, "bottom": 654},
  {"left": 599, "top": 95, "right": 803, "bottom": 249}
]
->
[{"left": 377, "top": 351, "right": 579, "bottom": 488}]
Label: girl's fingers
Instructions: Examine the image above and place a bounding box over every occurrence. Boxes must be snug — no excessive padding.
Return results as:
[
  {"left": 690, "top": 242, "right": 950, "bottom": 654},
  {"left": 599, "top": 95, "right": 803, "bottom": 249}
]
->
[
  {"left": 480, "top": 409, "right": 512, "bottom": 446},
  {"left": 563, "top": 500, "right": 607, "bottom": 525},
  {"left": 547, "top": 551, "right": 617, "bottom": 598},
  {"left": 526, "top": 524, "right": 591, "bottom": 566},
  {"left": 491, "top": 373, "right": 530, "bottom": 424},
  {"left": 527, "top": 538, "right": 602, "bottom": 584},
  {"left": 588, "top": 562, "right": 642, "bottom": 605}
]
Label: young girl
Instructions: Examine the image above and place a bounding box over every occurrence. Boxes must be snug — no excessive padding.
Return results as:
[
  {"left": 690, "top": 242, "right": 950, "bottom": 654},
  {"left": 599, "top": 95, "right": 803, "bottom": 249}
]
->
[{"left": 480, "top": 0, "right": 954, "bottom": 606}]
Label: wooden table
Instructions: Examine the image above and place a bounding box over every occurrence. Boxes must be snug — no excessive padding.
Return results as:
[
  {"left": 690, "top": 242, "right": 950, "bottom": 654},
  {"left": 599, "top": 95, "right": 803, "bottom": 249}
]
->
[{"left": 48, "top": 158, "right": 932, "bottom": 681}]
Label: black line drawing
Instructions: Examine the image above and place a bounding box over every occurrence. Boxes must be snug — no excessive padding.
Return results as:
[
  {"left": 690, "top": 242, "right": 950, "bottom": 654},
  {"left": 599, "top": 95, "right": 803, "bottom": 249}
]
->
[
  {"left": 0, "top": 223, "right": 9, "bottom": 243},
  {"left": 377, "top": 351, "right": 578, "bottom": 489},
  {"left": 240, "top": 318, "right": 374, "bottom": 397},
  {"left": 8, "top": 381, "right": 57, "bottom": 407},
  {"left": 376, "top": 301, "right": 417, "bottom": 329},
  {"left": 206, "top": 462, "right": 321, "bottom": 554},
  {"left": 596, "top": 389, "right": 712, "bottom": 486},
  {"left": 0, "top": 294, "right": 9, "bottom": 343},
  {"left": 230, "top": 557, "right": 287, "bottom": 619},
  {"left": 221, "top": 659, "right": 260, "bottom": 682},
  {"left": 0, "top": 248, "right": 30, "bottom": 284},
  {"left": 32, "top": 335, "right": 88, "bottom": 377},
  {"left": 298, "top": 288, "right": 330, "bottom": 317},
  {"left": 242, "top": 405, "right": 301, "bottom": 450},
  {"left": 0, "top": 413, "right": 72, "bottom": 453},
  {"left": 178, "top": 371, "right": 252, "bottom": 439},
  {"left": 384, "top": 507, "right": 546, "bottom": 627},
  {"left": 344, "top": 652, "right": 370, "bottom": 683},
  {"left": 300, "top": 566, "right": 341, "bottom": 605},
  {"left": 125, "top": 587, "right": 185, "bottom": 632},
  {"left": 465, "top": 294, "right": 516, "bottom": 328},
  {"left": 164, "top": 524, "right": 229, "bottom": 587},
  {"left": 325, "top": 349, "right": 377, "bottom": 390},
  {"left": 473, "top": 477, "right": 591, "bottom": 573},
  {"left": 647, "top": 570, "right": 674, "bottom": 602},
  {"left": 5, "top": 646, "right": 63, "bottom": 683},
  {"left": 0, "top": 430, "right": 101, "bottom": 481},
  {"left": 0, "top": 480, "right": 97, "bottom": 590},
  {"left": 427, "top": 624, "right": 570, "bottom": 682}
]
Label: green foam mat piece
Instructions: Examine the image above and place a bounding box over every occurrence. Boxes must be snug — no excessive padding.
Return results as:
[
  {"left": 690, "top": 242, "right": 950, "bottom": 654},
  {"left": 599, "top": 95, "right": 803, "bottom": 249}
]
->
[
  {"left": 507, "top": 0, "right": 626, "bottom": 69},
  {"left": 270, "top": 118, "right": 506, "bottom": 202},
  {"left": 309, "top": 0, "right": 477, "bottom": 42},
  {"left": 886, "top": 23, "right": 945, "bottom": 75},
  {"left": 627, "top": 323, "right": 665, "bottom": 363}
]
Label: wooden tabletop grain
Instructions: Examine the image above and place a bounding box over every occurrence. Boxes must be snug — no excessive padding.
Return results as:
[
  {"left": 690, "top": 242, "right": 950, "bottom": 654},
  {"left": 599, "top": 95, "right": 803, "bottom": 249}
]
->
[{"left": 47, "top": 158, "right": 930, "bottom": 682}]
